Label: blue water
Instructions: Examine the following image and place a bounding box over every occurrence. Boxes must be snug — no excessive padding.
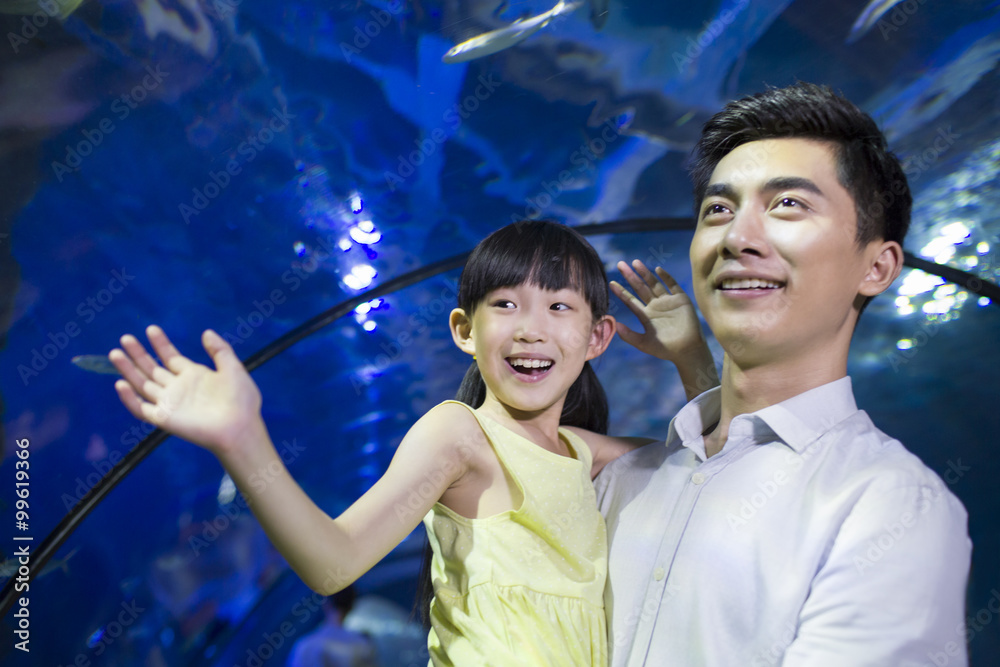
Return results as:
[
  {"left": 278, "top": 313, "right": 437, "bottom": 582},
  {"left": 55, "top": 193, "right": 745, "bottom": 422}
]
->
[{"left": 0, "top": 1, "right": 998, "bottom": 665}]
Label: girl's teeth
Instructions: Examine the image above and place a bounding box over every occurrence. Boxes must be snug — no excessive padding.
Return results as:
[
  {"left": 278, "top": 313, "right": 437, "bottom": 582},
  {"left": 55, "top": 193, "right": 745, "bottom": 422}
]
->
[{"left": 509, "top": 358, "right": 552, "bottom": 369}]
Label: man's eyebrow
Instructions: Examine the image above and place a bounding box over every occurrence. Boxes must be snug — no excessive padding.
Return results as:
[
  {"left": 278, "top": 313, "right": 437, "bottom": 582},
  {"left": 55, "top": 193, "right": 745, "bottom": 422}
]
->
[
  {"left": 763, "top": 176, "right": 824, "bottom": 197},
  {"left": 703, "top": 183, "right": 738, "bottom": 201}
]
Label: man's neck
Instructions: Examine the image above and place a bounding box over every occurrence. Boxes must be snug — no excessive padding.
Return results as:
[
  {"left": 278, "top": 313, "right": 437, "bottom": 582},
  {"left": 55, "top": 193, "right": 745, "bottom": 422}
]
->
[{"left": 702, "top": 351, "right": 848, "bottom": 458}]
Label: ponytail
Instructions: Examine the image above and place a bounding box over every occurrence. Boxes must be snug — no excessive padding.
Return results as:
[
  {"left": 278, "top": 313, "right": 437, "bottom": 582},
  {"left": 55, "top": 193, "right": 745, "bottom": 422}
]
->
[{"left": 415, "top": 359, "right": 609, "bottom": 626}]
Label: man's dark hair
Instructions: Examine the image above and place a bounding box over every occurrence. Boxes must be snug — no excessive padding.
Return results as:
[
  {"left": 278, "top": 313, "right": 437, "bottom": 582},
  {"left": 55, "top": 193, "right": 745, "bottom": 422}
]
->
[
  {"left": 689, "top": 82, "right": 911, "bottom": 249},
  {"left": 328, "top": 586, "right": 356, "bottom": 616}
]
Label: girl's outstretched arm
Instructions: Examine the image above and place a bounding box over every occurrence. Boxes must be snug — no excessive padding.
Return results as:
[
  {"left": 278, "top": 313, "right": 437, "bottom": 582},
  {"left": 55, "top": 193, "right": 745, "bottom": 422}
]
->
[
  {"left": 110, "top": 326, "right": 474, "bottom": 594},
  {"left": 610, "top": 260, "right": 719, "bottom": 401}
]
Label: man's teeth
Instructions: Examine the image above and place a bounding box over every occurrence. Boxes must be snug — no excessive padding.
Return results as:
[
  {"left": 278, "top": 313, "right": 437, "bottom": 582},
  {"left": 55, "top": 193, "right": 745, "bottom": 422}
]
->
[
  {"left": 720, "top": 278, "right": 783, "bottom": 290},
  {"left": 509, "top": 358, "right": 553, "bottom": 369}
]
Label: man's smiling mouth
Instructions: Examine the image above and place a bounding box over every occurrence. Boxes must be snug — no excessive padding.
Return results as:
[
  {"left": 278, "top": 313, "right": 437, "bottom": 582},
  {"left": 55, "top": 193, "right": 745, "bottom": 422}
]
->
[{"left": 718, "top": 278, "right": 785, "bottom": 290}]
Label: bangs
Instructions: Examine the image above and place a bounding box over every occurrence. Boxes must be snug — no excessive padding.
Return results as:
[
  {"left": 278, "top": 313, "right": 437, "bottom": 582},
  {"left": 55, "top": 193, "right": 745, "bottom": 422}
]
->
[{"left": 458, "top": 222, "right": 609, "bottom": 317}]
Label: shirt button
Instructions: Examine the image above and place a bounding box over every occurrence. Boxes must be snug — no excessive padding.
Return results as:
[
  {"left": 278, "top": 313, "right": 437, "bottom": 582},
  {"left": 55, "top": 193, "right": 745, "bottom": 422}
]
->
[
  {"left": 653, "top": 567, "right": 665, "bottom": 581},
  {"left": 691, "top": 472, "right": 706, "bottom": 485}
]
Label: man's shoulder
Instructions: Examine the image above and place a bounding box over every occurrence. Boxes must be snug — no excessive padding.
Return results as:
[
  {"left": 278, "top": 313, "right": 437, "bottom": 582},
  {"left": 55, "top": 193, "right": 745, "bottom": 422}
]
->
[{"left": 812, "top": 409, "right": 957, "bottom": 501}]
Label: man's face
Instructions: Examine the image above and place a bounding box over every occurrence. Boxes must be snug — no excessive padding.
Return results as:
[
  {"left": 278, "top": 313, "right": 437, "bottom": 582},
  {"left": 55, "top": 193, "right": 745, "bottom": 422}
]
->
[{"left": 689, "top": 138, "right": 877, "bottom": 365}]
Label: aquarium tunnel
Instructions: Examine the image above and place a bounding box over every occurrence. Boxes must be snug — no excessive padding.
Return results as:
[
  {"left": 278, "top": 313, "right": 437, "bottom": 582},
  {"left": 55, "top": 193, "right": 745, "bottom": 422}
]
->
[{"left": 0, "top": 0, "right": 998, "bottom": 665}]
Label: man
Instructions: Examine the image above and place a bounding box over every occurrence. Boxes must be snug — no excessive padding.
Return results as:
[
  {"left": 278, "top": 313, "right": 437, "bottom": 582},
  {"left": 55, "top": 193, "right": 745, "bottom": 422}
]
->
[
  {"left": 596, "top": 83, "right": 971, "bottom": 666},
  {"left": 286, "top": 586, "right": 377, "bottom": 667}
]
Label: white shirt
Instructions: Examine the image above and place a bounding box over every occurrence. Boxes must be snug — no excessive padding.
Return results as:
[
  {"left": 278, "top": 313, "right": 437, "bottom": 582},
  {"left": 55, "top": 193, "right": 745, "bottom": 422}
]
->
[{"left": 595, "top": 377, "right": 971, "bottom": 667}]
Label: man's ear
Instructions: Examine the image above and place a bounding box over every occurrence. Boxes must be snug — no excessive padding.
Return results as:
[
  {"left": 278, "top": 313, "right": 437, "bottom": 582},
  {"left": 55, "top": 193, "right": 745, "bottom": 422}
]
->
[
  {"left": 859, "top": 240, "right": 904, "bottom": 298},
  {"left": 586, "top": 315, "right": 617, "bottom": 361},
  {"left": 449, "top": 308, "right": 476, "bottom": 357}
]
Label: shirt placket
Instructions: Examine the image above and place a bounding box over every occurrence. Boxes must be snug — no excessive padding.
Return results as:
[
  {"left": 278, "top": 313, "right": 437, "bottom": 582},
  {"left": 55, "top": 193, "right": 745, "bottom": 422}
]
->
[{"left": 629, "top": 423, "right": 756, "bottom": 666}]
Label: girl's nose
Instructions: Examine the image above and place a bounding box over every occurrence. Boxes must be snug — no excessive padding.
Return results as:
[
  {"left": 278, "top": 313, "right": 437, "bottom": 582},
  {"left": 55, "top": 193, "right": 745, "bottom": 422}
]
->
[{"left": 514, "top": 313, "right": 546, "bottom": 343}]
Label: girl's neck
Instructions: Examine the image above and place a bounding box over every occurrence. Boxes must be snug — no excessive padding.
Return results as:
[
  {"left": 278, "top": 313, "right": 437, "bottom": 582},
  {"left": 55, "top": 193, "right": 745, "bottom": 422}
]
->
[{"left": 477, "top": 393, "right": 566, "bottom": 452}]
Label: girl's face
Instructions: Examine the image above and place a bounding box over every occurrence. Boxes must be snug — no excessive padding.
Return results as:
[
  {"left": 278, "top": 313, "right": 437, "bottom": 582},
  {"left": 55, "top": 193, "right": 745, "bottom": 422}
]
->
[{"left": 450, "top": 282, "right": 615, "bottom": 421}]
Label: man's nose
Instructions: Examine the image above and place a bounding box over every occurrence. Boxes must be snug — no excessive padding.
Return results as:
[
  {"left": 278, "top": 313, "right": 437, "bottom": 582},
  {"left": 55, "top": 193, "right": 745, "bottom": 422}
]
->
[{"left": 720, "top": 206, "right": 768, "bottom": 259}]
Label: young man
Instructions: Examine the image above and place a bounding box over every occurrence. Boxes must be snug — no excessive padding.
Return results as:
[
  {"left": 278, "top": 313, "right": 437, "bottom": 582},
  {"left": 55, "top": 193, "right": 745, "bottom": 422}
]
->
[{"left": 596, "top": 83, "right": 971, "bottom": 666}]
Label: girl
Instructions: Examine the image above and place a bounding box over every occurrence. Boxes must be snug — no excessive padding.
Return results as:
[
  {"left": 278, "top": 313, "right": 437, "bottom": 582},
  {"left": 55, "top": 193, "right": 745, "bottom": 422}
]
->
[{"left": 109, "top": 221, "right": 716, "bottom": 666}]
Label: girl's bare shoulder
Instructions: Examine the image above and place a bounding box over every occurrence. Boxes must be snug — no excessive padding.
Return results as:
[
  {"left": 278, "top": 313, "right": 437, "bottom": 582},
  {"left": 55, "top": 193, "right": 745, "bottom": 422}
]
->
[{"left": 562, "top": 426, "right": 658, "bottom": 478}]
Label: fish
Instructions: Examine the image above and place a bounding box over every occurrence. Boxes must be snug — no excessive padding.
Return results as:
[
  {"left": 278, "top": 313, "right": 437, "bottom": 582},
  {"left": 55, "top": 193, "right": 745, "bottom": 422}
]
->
[
  {"left": 589, "top": 0, "right": 608, "bottom": 30},
  {"left": 846, "top": 0, "right": 907, "bottom": 44},
  {"left": 0, "top": 547, "right": 79, "bottom": 579},
  {"left": 0, "top": 0, "right": 86, "bottom": 21},
  {"left": 442, "top": 0, "right": 584, "bottom": 64},
  {"left": 71, "top": 354, "right": 120, "bottom": 375}
]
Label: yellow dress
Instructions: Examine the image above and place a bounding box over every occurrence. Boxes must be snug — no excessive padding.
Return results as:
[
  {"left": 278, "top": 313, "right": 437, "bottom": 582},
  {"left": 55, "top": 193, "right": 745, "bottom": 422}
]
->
[{"left": 422, "top": 400, "right": 608, "bottom": 667}]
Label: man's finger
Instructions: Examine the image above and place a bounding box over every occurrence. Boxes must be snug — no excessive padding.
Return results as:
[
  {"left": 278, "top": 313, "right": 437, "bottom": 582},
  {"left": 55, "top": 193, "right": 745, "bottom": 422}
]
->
[
  {"left": 610, "top": 280, "right": 652, "bottom": 323},
  {"left": 655, "top": 267, "right": 682, "bottom": 294},
  {"left": 617, "top": 261, "right": 655, "bottom": 303}
]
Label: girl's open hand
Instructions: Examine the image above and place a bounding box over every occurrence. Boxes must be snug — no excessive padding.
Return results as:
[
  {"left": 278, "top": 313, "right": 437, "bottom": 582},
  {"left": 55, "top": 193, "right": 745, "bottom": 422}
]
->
[
  {"left": 610, "top": 260, "right": 706, "bottom": 364},
  {"left": 109, "top": 325, "right": 262, "bottom": 454}
]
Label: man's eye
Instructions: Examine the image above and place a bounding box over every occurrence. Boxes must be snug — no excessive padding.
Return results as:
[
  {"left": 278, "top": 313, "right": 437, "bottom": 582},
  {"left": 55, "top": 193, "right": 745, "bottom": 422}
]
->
[
  {"left": 703, "top": 203, "right": 730, "bottom": 217},
  {"left": 777, "top": 197, "right": 804, "bottom": 208}
]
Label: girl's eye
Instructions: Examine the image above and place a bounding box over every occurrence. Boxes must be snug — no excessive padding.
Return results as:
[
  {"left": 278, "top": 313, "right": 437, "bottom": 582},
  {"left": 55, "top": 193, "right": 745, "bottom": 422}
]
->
[
  {"left": 550, "top": 302, "right": 570, "bottom": 311},
  {"left": 492, "top": 299, "right": 515, "bottom": 309}
]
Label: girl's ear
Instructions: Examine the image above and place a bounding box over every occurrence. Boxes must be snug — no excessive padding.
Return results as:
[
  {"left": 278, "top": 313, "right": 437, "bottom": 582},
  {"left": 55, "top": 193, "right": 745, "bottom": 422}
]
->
[
  {"left": 449, "top": 308, "right": 476, "bottom": 356},
  {"left": 585, "top": 314, "right": 617, "bottom": 361}
]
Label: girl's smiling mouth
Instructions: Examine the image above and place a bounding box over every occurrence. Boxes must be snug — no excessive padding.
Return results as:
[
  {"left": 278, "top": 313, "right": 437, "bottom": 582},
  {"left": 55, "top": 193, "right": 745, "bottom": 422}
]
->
[{"left": 506, "top": 356, "right": 554, "bottom": 380}]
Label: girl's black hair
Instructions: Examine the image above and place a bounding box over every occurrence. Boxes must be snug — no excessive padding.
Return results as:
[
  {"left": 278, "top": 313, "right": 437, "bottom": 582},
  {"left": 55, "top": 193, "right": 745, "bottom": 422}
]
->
[{"left": 416, "top": 220, "right": 612, "bottom": 627}]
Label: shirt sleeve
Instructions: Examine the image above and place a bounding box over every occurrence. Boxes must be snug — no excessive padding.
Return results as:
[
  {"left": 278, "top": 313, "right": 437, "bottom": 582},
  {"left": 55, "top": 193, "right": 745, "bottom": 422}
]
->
[{"left": 782, "top": 480, "right": 971, "bottom": 667}]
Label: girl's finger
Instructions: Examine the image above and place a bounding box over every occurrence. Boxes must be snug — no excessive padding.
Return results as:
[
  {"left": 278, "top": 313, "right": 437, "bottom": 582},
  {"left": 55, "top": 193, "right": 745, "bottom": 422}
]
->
[
  {"left": 146, "top": 325, "right": 194, "bottom": 375},
  {"left": 114, "top": 378, "right": 153, "bottom": 424},
  {"left": 118, "top": 333, "right": 162, "bottom": 382},
  {"left": 110, "top": 343, "right": 156, "bottom": 401}
]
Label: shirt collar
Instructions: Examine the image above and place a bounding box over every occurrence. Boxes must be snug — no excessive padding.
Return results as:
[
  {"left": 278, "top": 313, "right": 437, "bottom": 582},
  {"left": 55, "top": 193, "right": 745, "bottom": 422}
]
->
[
  {"left": 666, "top": 376, "right": 859, "bottom": 454},
  {"left": 753, "top": 376, "right": 858, "bottom": 452}
]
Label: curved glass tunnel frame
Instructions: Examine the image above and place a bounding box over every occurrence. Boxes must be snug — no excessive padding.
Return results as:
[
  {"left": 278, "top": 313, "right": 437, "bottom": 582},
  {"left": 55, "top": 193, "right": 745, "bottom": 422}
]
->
[{"left": 2, "top": 216, "right": 997, "bottom": 616}]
